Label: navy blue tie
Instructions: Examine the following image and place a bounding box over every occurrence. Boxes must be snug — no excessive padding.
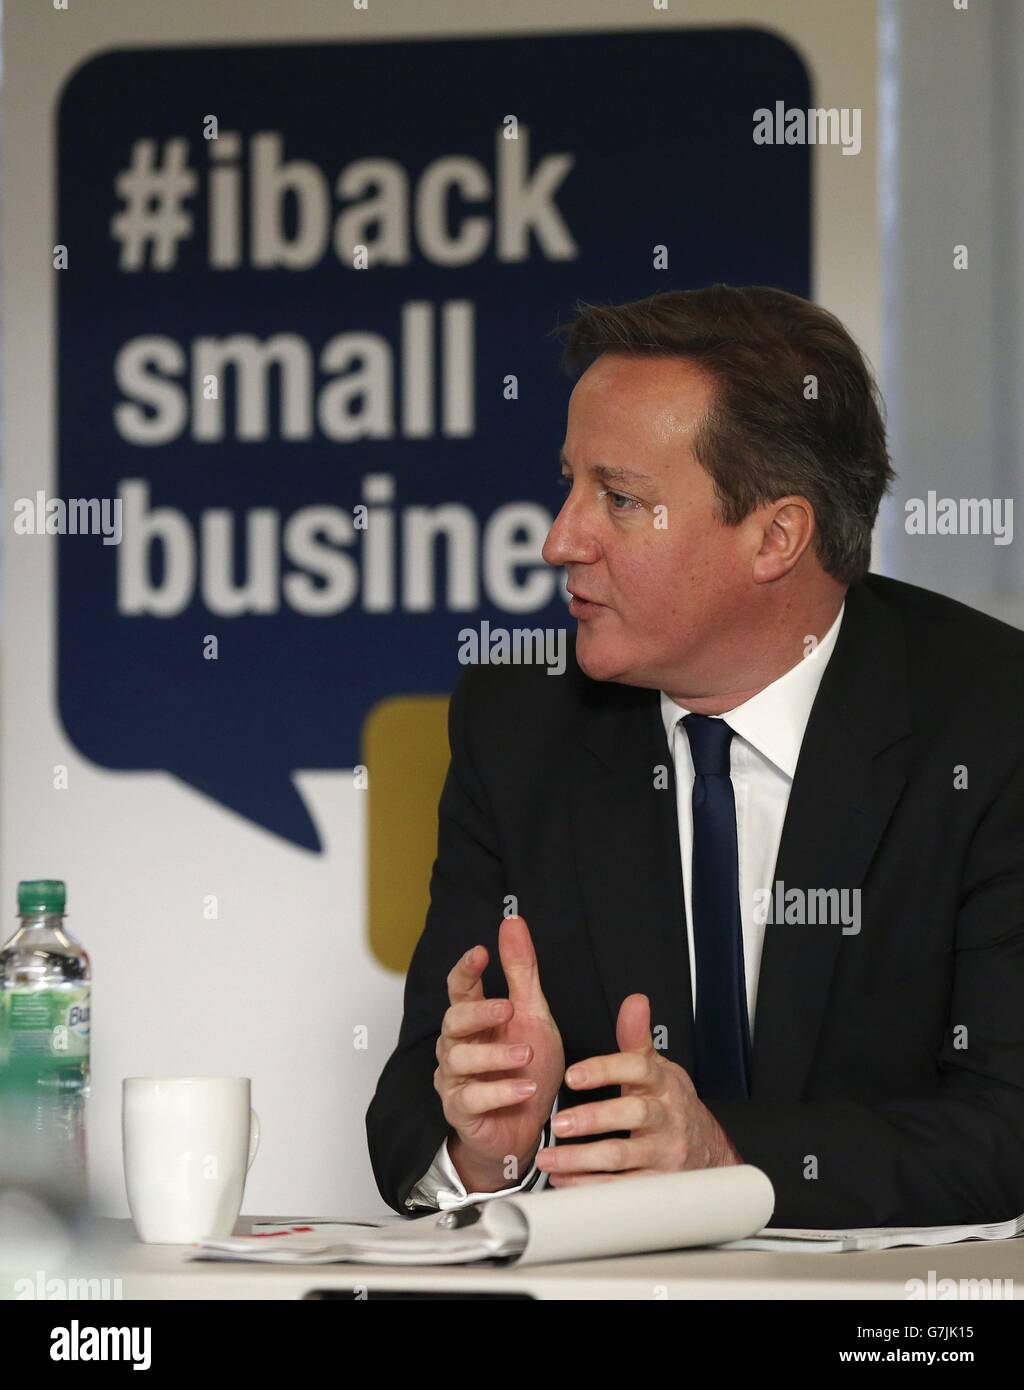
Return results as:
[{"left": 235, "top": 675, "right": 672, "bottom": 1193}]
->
[{"left": 682, "top": 713, "right": 751, "bottom": 1101}]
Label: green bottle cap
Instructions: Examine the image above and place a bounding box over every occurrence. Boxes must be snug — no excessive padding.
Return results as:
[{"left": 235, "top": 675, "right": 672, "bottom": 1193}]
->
[{"left": 17, "top": 879, "right": 66, "bottom": 915}]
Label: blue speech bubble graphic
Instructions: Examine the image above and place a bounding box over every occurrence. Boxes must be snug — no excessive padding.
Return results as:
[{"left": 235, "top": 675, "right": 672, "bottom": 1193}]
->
[{"left": 56, "top": 29, "right": 810, "bottom": 850}]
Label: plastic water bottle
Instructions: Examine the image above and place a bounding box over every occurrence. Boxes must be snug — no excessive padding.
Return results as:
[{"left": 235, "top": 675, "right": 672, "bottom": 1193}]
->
[
  {"left": 0, "top": 881, "right": 91, "bottom": 1270},
  {"left": 0, "top": 880, "right": 91, "bottom": 1096}
]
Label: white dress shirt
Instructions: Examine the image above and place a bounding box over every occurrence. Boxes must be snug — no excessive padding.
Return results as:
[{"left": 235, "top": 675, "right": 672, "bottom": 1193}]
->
[
  {"left": 406, "top": 602, "right": 844, "bottom": 1210},
  {"left": 661, "top": 602, "right": 844, "bottom": 1034}
]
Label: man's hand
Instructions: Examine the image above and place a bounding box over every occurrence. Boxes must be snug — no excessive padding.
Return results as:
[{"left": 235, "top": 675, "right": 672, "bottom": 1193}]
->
[
  {"left": 436, "top": 915, "right": 565, "bottom": 1193},
  {"left": 535, "top": 993, "right": 743, "bottom": 1187}
]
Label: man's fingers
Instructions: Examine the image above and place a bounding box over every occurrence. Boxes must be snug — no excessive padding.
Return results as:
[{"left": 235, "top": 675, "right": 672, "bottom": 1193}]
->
[
  {"left": 443, "top": 1040, "right": 533, "bottom": 1076},
  {"left": 498, "top": 915, "right": 548, "bottom": 1006},
  {"left": 550, "top": 1094, "right": 658, "bottom": 1138},
  {"left": 451, "top": 1076, "right": 538, "bottom": 1116},
  {"left": 536, "top": 1136, "right": 645, "bottom": 1174},
  {"left": 548, "top": 1169, "right": 660, "bottom": 1188},
  {"left": 442, "top": 997, "right": 512, "bottom": 1040},
  {"left": 565, "top": 1051, "right": 651, "bottom": 1090},
  {"left": 446, "top": 944, "right": 488, "bottom": 1005},
  {"left": 615, "top": 992, "right": 654, "bottom": 1054}
]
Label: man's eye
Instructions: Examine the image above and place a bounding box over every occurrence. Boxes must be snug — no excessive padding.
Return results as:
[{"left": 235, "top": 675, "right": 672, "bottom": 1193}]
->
[
  {"left": 557, "top": 474, "right": 572, "bottom": 491},
  {"left": 599, "top": 488, "right": 641, "bottom": 512}
]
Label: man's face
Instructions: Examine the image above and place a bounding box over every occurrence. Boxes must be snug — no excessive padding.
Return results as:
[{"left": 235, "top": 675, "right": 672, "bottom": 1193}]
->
[{"left": 541, "top": 353, "right": 759, "bottom": 692}]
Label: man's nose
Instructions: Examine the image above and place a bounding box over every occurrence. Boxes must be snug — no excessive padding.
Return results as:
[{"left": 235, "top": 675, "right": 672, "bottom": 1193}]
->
[{"left": 542, "top": 494, "right": 600, "bottom": 568}]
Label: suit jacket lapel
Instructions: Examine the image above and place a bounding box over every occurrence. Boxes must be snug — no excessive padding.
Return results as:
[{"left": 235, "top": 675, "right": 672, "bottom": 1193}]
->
[
  {"left": 570, "top": 678, "right": 696, "bottom": 1075},
  {"left": 752, "top": 580, "right": 912, "bottom": 1102}
]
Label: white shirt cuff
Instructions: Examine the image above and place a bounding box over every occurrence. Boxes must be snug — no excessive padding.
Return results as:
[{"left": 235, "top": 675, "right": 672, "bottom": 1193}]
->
[{"left": 404, "top": 1094, "right": 559, "bottom": 1211}]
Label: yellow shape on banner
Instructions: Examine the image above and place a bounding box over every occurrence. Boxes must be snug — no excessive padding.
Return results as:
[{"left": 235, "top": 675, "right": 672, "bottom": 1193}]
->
[{"left": 364, "top": 695, "right": 451, "bottom": 972}]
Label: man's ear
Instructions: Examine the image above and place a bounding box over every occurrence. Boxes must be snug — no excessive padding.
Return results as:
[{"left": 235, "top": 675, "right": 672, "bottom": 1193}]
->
[{"left": 751, "top": 497, "right": 816, "bottom": 583}]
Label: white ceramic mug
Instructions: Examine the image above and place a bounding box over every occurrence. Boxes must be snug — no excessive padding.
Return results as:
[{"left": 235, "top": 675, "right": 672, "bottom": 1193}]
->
[{"left": 122, "top": 1076, "right": 260, "bottom": 1244}]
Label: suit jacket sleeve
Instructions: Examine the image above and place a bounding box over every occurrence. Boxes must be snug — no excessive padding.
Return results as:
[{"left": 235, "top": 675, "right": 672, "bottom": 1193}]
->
[
  {"left": 706, "top": 752, "right": 1024, "bottom": 1229},
  {"left": 365, "top": 667, "right": 515, "bottom": 1215}
]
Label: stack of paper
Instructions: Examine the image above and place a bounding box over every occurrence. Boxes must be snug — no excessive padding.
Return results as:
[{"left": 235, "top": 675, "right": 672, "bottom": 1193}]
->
[
  {"left": 190, "top": 1168, "right": 1024, "bottom": 1266},
  {"left": 721, "top": 1212, "right": 1024, "bottom": 1254},
  {"left": 191, "top": 1164, "right": 775, "bottom": 1266}
]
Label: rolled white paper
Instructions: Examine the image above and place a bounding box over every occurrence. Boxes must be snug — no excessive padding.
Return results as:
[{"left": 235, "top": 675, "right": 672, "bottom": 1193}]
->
[{"left": 502, "top": 1164, "right": 775, "bottom": 1266}]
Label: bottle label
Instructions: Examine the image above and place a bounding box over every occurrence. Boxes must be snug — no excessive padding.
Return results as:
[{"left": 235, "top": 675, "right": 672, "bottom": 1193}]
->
[{"left": 1, "top": 986, "right": 90, "bottom": 1064}]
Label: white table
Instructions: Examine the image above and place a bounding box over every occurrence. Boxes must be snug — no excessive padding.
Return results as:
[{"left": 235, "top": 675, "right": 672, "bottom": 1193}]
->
[{"left": 65, "top": 1216, "right": 1024, "bottom": 1300}]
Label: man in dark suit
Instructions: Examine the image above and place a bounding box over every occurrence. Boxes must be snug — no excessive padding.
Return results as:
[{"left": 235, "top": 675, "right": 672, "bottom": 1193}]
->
[{"left": 366, "top": 285, "right": 1024, "bottom": 1228}]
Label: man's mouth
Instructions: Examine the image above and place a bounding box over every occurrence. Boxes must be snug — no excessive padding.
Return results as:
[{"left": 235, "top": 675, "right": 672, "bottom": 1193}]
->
[{"left": 568, "top": 589, "right": 607, "bottom": 618}]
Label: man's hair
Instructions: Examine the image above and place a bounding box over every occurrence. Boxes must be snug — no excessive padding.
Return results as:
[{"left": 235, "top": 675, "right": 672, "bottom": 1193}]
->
[{"left": 552, "top": 284, "right": 895, "bottom": 586}]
